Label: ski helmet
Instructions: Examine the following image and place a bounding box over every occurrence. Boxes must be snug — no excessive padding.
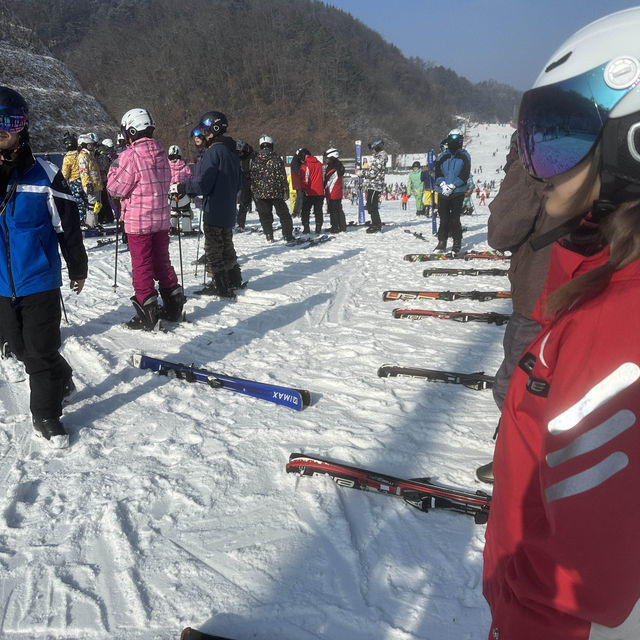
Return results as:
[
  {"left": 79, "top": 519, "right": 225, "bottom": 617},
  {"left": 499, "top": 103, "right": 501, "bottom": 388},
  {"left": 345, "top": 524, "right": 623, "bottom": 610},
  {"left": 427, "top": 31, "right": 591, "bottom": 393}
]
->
[
  {"left": 411, "top": 160, "right": 421, "bottom": 169},
  {"left": 368, "top": 138, "right": 384, "bottom": 152},
  {"left": 0, "top": 86, "right": 29, "bottom": 144},
  {"left": 297, "top": 148, "right": 311, "bottom": 162},
  {"left": 447, "top": 129, "right": 463, "bottom": 152},
  {"left": 116, "top": 133, "right": 126, "bottom": 146},
  {"left": 77, "top": 133, "right": 92, "bottom": 148},
  {"left": 101, "top": 138, "right": 114, "bottom": 148},
  {"left": 518, "top": 6, "right": 640, "bottom": 202},
  {"left": 325, "top": 147, "right": 339, "bottom": 159},
  {"left": 259, "top": 133, "right": 273, "bottom": 148},
  {"left": 63, "top": 131, "right": 76, "bottom": 151},
  {"left": 121, "top": 108, "right": 155, "bottom": 141},
  {"left": 194, "top": 111, "right": 228, "bottom": 138},
  {"left": 168, "top": 144, "right": 181, "bottom": 158},
  {"left": 87, "top": 132, "right": 99, "bottom": 144}
]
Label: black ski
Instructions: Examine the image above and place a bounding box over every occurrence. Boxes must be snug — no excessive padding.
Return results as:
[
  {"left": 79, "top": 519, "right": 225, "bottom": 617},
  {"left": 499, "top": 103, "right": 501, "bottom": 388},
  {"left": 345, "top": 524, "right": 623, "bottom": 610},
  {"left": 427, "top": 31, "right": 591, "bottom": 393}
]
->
[
  {"left": 422, "top": 267, "right": 509, "bottom": 277},
  {"left": 382, "top": 290, "right": 511, "bottom": 302},
  {"left": 392, "top": 308, "right": 510, "bottom": 325},
  {"left": 404, "top": 251, "right": 509, "bottom": 262},
  {"left": 377, "top": 364, "right": 495, "bottom": 390},
  {"left": 286, "top": 453, "right": 491, "bottom": 524}
]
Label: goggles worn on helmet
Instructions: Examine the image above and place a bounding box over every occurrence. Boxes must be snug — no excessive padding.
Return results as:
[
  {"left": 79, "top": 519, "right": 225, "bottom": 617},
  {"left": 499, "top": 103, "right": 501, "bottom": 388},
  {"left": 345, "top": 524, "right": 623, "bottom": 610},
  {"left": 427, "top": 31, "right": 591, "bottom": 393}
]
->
[
  {"left": 518, "top": 61, "right": 638, "bottom": 179},
  {"left": 0, "top": 106, "right": 27, "bottom": 133}
]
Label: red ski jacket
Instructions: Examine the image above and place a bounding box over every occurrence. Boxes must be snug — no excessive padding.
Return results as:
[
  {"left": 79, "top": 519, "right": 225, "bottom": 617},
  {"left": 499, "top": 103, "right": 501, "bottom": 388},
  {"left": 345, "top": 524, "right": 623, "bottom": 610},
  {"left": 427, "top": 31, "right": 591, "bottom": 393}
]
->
[
  {"left": 324, "top": 161, "right": 344, "bottom": 200},
  {"left": 483, "top": 242, "right": 640, "bottom": 640},
  {"left": 300, "top": 155, "right": 324, "bottom": 196}
]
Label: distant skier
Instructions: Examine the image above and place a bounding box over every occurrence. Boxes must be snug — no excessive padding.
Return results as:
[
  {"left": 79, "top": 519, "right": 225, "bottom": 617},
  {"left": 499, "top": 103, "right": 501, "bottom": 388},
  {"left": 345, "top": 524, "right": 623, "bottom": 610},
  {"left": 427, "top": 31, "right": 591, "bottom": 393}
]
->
[
  {"left": 0, "top": 87, "right": 87, "bottom": 448},
  {"left": 61, "top": 130, "right": 86, "bottom": 221},
  {"left": 363, "top": 138, "right": 388, "bottom": 233},
  {"left": 298, "top": 148, "right": 325, "bottom": 235},
  {"left": 235, "top": 139, "right": 254, "bottom": 231},
  {"left": 324, "top": 147, "right": 346, "bottom": 233},
  {"left": 407, "top": 160, "right": 425, "bottom": 216},
  {"left": 434, "top": 129, "right": 471, "bottom": 253},
  {"left": 250, "top": 134, "right": 294, "bottom": 242},
  {"left": 107, "top": 108, "right": 184, "bottom": 329},
  {"left": 77, "top": 133, "right": 103, "bottom": 228}
]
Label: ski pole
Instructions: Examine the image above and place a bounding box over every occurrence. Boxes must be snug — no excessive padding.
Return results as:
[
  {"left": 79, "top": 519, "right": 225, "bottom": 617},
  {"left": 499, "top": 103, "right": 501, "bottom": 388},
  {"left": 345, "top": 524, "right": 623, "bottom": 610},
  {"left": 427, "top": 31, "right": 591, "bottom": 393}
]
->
[
  {"left": 59, "top": 290, "right": 68, "bottom": 324},
  {"left": 175, "top": 196, "right": 184, "bottom": 290},
  {"left": 194, "top": 205, "right": 203, "bottom": 279}
]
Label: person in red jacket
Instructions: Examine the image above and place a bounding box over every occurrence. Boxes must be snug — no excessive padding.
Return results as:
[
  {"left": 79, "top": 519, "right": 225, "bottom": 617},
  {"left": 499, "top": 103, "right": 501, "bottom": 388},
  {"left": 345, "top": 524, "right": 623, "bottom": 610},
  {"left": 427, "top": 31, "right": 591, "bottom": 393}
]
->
[
  {"left": 483, "top": 8, "right": 640, "bottom": 639},
  {"left": 298, "top": 148, "right": 324, "bottom": 234},
  {"left": 324, "top": 147, "right": 346, "bottom": 233}
]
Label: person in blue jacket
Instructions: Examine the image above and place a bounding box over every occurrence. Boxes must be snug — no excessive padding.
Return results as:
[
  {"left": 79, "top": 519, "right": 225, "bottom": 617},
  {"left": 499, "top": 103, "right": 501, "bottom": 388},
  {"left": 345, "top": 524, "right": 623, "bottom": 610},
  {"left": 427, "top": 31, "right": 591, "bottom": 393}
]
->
[
  {"left": 171, "top": 111, "right": 242, "bottom": 298},
  {"left": 0, "top": 87, "right": 87, "bottom": 448},
  {"left": 435, "top": 128, "right": 471, "bottom": 254}
]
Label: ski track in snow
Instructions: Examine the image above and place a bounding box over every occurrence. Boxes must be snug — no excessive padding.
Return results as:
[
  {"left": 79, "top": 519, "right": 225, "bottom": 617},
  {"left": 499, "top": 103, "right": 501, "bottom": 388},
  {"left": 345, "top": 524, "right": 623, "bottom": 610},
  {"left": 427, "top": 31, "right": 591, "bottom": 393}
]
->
[{"left": 0, "top": 124, "right": 512, "bottom": 639}]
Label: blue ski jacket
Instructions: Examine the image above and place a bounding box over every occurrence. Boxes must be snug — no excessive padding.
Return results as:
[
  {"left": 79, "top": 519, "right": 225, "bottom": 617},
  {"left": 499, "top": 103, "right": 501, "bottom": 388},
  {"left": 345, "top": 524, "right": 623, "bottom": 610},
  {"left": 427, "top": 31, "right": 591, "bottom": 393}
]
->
[
  {"left": 185, "top": 136, "right": 241, "bottom": 229},
  {"left": 435, "top": 149, "right": 471, "bottom": 197},
  {"left": 0, "top": 151, "right": 87, "bottom": 298}
]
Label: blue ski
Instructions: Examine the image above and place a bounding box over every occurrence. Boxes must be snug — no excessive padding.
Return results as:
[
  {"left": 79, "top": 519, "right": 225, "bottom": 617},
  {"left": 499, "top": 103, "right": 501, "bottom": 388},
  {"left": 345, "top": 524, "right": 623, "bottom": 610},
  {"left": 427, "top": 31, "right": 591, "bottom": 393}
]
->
[
  {"left": 131, "top": 353, "right": 311, "bottom": 411},
  {"left": 355, "top": 140, "right": 365, "bottom": 224},
  {"left": 427, "top": 149, "right": 438, "bottom": 236}
]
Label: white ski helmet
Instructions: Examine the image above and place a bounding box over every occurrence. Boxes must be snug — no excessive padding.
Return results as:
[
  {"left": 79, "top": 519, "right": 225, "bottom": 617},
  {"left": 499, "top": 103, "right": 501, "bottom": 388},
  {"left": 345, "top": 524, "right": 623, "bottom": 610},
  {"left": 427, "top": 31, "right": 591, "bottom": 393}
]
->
[
  {"left": 121, "top": 108, "right": 155, "bottom": 140},
  {"left": 325, "top": 147, "right": 339, "bottom": 159},
  {"left": 259, "top": 133, "right": 273, "bottom": 148},
  {"left": 168, "top": 144, "right": 181, "bottom": 157},
  {"left": 518, "top": 6, "right": 640, "bottom": 201},
  {"left": 87, "top": 132, "right": 99, "bottom": 144},
  {"left": 101, "top": 138, "right": 114, "bottom": 148},
  {"left": 77, "top": 133, "right": 92, "bottom": 147}
]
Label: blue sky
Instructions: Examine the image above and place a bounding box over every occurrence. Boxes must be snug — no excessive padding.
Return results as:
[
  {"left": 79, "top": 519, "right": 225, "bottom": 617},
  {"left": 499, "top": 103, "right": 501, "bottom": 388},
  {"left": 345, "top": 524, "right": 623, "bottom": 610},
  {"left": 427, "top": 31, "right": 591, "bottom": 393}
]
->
[{"left": 326, "top": 0, "right": 640, "bottom": 90}]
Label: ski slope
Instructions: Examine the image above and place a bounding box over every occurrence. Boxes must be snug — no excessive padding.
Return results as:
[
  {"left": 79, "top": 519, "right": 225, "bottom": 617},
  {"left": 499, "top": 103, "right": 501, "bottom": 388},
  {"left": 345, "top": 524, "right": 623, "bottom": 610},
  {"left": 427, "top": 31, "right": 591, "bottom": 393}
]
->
[{"left": 0, "top": 123, "right": 514, "bottom": 640}]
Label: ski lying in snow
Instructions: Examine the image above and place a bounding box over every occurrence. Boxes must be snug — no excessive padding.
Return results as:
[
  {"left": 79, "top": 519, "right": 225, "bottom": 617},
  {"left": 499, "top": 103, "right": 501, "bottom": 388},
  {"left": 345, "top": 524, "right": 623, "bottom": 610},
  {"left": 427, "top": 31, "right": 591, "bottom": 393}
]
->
[
  {"left": 131, "top": 353, "right": 311, "bottom": 411},
  {"left": 392, "top": 308, "right": 510, "bottom": 325},
  {"left": 286, "top": 234, "right": 334, "bottom": 248},
  {"left": 422, "top": 267, "right": 509, "bottom": 277},
  {"left": 404, "top": 250, "right": 509, "bottom": 262},
  {"left": 286, "top": 453, "right": 491, "bottom": 524},
  {"left": 181, "top": 628, "right": 234, "bottom": 640},
  {"left": 82, "top": 225, "right": 117, "bottom": 238},
  {"left": 182, "top": 633, "right": 231, "bottom": 640},
  {"left": 378, "top": 364, "right": 495, "bottom": 390},
  {"left": 382, "top": 290, "right": 511, "bottom": 302}
]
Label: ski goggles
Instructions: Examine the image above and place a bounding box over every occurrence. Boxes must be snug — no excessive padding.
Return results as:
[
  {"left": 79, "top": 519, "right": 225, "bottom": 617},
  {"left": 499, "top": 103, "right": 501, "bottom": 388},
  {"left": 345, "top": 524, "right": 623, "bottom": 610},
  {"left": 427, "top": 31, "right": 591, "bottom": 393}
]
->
[
  {"left": 518, "top": 61, "right": 639, "bottom": 179},
  {"left": 190, "top": 127, "right": 204, "bottom": 139},
  {"left": 0, "top": 107, "right": 27, "bottom": 133}
]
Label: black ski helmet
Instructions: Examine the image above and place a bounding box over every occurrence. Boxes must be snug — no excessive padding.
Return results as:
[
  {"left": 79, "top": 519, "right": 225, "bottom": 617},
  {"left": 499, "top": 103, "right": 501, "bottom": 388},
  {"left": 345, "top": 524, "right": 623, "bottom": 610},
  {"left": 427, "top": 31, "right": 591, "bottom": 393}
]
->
[
  {"left": 297, "top": 148, "right": 311, "bottom": 162},
  {"left": 411, "top": 160, "right": 421, "bottom": 169},
  {"left": 368, "top": 138, "right": 384, "bottom": 152},
  {"left": 196, "top": 111, "right": 228, "bottom": 137},
  {"left": 447, "top": 129, "right": 463, "bottom": 152},
  {"left": 63, "top": 130, "right": 77, "bottom": 151},
  {"left": 0, "top": 86, "right": 29, "bottom": 145}
]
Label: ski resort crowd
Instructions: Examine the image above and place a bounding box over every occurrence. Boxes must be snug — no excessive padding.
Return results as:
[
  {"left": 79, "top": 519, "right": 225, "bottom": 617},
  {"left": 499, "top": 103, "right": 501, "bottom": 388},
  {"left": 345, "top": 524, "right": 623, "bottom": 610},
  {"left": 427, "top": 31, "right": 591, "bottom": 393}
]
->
[{"left": 4, "top": 6, "right": 640, "bottom": 639}]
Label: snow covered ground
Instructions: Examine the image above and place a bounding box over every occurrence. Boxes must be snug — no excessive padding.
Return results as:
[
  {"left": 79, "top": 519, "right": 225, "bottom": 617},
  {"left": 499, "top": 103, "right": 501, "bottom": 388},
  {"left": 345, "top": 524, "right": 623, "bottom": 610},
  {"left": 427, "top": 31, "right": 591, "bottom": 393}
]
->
[{"left": 0, "top": 123, "right": 514, "bottom": 640}]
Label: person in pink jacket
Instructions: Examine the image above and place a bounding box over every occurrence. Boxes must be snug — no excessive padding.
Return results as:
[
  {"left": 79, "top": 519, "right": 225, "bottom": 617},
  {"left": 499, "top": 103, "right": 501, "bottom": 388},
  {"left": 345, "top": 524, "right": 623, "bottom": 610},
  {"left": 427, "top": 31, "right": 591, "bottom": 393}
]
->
[
  {"left": 484, "top": 8, "right": 640, "bottom": 639},
  {"left": 107, "top": 108, "right": 184, "bottom": 330}
]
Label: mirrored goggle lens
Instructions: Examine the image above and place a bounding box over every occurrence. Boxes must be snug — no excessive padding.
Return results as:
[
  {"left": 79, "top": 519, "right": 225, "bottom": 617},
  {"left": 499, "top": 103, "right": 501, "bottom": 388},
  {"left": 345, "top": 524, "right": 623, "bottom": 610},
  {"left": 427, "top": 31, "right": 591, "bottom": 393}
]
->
[
  {"left": 518, "top": 62, "right": 632, "bottom": 179},
  {"left": 190, "top": 128, "right": 202, "bottom": 138},
  {"left": 0, "top": 113, "right": 27, "bottom": 133}
]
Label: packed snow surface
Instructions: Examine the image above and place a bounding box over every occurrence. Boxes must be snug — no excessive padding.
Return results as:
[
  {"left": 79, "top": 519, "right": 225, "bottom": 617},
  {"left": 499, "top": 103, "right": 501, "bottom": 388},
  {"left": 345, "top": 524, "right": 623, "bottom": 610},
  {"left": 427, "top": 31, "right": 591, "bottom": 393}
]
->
[{"left": 0, "top": 124, "right": 514, "bottom": 639}]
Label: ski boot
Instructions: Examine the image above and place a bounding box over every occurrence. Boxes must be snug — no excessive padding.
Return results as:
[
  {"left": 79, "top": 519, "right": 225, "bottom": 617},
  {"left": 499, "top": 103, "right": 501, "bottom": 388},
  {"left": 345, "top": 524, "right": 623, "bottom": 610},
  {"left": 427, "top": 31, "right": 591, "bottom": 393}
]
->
[
  {"left": 195, "top": 272, "right": 236, "bottom": 299},
  {"left": 366, "top": 224, "right": 382, "bottom": 234},
  {"left": 126, "top": 294, "right": 159, "bottom": 331},
  {"left": 435, "top": 240, "right": 447, "bottom": 252},
  {"left": 226, "top": 264, "right": 244, "bottom": 290},
  {"left": 476, "top": 461, "right": 494, "bottom": 484},
  {"left": 33, "top": 416, "right": 70, "bottom": 449},
  {"left": 159, "top": 285, "right": 186, "bottom": 322}
]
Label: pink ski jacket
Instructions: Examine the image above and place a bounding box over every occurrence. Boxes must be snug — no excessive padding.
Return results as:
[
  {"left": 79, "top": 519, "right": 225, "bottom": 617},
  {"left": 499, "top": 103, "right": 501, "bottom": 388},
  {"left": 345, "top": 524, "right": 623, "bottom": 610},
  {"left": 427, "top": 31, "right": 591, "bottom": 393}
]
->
[
  {"left": 169, "top": 158, "right": 192, "bottom": 184},
  {"left": 107, "top": 138, "right": 171, "bottom": 234}
]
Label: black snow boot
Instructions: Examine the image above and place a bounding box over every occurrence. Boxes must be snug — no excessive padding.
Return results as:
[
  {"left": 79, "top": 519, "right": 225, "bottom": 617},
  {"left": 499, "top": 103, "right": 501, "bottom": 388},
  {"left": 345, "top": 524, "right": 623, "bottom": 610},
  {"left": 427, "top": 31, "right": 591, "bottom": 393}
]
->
[
  {"left": 227, "top": 264, "right": 244, "bottom": 289},
  {"left": 435, "top": 240, "right": 447, "bottom": 252},
  {"left": 366, "top": 224, "right": 382, "bottom": 234},
  {"left": 195, "top": 272, "right": 236, "bottom": 299},
  {"left": 127, "top": 294, "right": 159, "bottom": 331},
  {"left": 33, "top": 416, "right": 69, "bottom": 449},
  {"left": 159, "top": 285, "right": 186, "bottom": 322}
]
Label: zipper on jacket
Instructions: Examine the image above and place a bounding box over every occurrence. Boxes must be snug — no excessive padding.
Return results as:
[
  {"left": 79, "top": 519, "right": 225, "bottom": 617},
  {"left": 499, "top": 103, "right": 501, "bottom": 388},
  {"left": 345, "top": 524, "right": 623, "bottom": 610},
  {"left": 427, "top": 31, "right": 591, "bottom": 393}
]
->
[{"left": 2, "top": 196, "right": 17, "bottom": 301}]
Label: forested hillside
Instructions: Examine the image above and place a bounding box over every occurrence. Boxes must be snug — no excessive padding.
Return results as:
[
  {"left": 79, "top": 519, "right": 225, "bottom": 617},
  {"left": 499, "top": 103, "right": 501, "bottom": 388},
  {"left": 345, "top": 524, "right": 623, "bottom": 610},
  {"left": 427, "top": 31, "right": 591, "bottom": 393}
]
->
[{"left": 10, "top": 0, "right": 520, "bottom": 156}]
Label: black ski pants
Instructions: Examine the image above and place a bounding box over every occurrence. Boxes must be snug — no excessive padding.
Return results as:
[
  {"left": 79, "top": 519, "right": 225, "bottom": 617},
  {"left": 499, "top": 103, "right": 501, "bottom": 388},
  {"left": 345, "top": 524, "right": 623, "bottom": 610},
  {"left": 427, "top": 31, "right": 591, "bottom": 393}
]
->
[
  {"left": 327, "top": 198, "right": 346, "bottom": 232},
  {"left": 437, "top": 193, "right": 464, "bottom": 249},
  {"left": 366, "top": 189, "right": 382, "bottom": 226},
  {"left": 0, "top": 288, "right": 72, "bottom": 419},
  {"left": 237, "top": 187, "right": 252, "bottom": 228},
  {"left": 203, "top": 225, "right": 239, "bottom": 277},
  {"left": 255, "top": 198, "right": 294, "bottom": 239},
  {"left": 301, "top": 195, "right": 324, "bottom": 232}
]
